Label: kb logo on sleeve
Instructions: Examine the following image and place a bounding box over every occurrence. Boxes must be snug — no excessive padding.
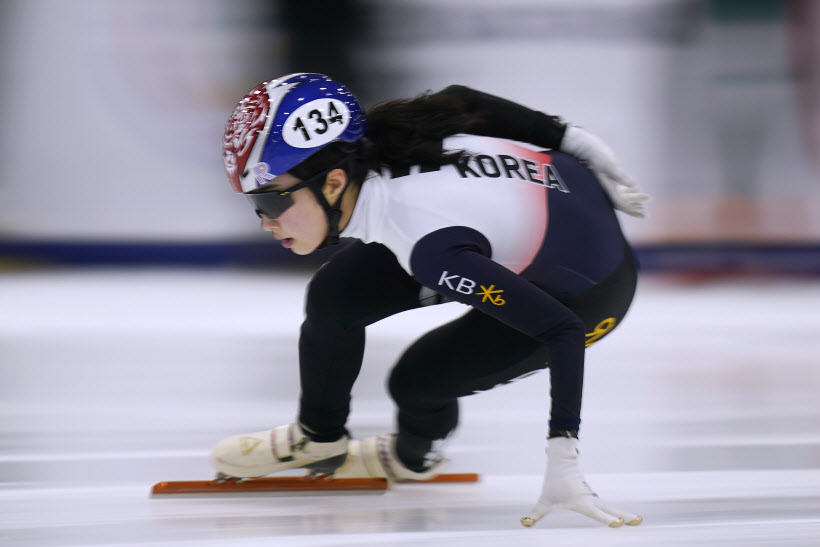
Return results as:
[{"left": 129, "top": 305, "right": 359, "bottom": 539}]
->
[{"left": 438, "top": 271, "right": 506, "bottom": 306}]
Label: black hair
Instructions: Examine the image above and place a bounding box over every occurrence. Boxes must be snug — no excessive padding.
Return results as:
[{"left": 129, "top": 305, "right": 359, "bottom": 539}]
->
[
  {"left": 362, "top": 89, "right": 484, "bottom": 173},
  {"left": 289, "top": 87, "right": 484, "bottom": 186}
]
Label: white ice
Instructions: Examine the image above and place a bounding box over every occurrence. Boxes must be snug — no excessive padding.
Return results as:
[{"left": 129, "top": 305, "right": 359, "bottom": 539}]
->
[{"left": 1, "top": 267, "right": 819, "bottom": 546}]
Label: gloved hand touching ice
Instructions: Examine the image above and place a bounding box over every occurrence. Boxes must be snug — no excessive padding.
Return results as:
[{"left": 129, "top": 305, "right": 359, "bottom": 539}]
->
[{"left": 521, "top": 437, "right": 642, "bottom": 528}]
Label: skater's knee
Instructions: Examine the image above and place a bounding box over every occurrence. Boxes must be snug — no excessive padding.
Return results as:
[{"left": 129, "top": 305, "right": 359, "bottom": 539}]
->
[{"left": 389, "top": 364, "right": 451, "bottom": 407}]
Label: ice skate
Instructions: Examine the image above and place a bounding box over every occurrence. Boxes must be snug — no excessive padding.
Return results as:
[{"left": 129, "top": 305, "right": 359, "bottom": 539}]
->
[
  {"left": 333, "top": 435, "right": 453, "bottom": 483},
  {"left": 209, "top": 422, "right": 349, "bottom": 479},
  {"left": 152, "top": 430, "right": 478, "bottom": 497}
]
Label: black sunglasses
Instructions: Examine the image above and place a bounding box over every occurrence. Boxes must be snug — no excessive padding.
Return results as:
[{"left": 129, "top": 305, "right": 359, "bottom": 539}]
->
[
  {"left": 246, "top": 180, "right": 311, "bottom": 219},
  {"left": 246, "top": 168, "right": 333, "bottom": 219}
]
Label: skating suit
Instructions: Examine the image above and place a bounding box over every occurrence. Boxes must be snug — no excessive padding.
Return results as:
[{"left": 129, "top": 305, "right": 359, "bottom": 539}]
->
[{"left": 337, "top": 134, "right": 637, "bottom": 431}]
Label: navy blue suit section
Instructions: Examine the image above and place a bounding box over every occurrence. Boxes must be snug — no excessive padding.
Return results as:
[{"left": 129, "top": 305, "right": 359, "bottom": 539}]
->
[
  {"left": 410, "top": 226, "right": 586, "bottom": 430},
  {"left": 521, "top": 151, "right": 629, "bottom": 300}
]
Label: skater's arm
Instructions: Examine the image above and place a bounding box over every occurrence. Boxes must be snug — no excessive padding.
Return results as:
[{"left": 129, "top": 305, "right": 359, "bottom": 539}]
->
[
  {"left": 410, "top": 225, "right": 644, "bottom": 529},
  {"left": 432, "top": 85, "right": 567, "bottom": 149},
  {"left": 433, "top": 85, "right": 649, "bottom": 218},
  {"left": 409, "top": 226, "right": 585, "bottom": 432}
]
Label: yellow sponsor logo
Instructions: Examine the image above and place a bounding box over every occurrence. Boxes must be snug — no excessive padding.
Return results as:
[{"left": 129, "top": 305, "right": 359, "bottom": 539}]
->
[
  {"left": 585, "top": 317, "right": 617, "bottom": 347},
  {"left": 477, "top": 284, "right": 506, "bottom": 306}
]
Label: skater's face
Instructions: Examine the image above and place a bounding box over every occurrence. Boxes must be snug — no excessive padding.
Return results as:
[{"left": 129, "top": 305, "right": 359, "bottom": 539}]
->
[{"left": 257, "top": 170, "right": 348, "bottom": 255}]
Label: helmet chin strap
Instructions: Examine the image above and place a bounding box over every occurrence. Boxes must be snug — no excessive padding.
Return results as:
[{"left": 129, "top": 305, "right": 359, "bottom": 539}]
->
[{"left": 302, "top": 167, "right": 351, "bottom": 249}]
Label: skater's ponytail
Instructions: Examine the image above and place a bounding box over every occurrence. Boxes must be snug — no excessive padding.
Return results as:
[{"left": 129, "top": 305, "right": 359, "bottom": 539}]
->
[
  {"left": 362, "top": 87, "right": 483, "bottom": 172},
  {"left": 300, "top": 86, "right": 484, "bottom": 186}
]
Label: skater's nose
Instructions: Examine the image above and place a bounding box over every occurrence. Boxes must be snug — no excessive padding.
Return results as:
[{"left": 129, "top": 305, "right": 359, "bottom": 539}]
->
[{"left": 260, "top": 216, "right": 279, "bottom": 231}]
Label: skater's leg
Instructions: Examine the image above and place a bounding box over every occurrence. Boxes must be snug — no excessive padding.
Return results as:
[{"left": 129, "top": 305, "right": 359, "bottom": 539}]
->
[
  {"left": 389, "top": 309, "right": 548, "bottom": 470},
  {"left": 298, "top": 241, "right": 425, "bottom": 440},
  {"left": 388, "top": 249, "right": 639, "bottom": 470},
  {"left": 212, "top": 242, "right": 429, "bottom": 478}
]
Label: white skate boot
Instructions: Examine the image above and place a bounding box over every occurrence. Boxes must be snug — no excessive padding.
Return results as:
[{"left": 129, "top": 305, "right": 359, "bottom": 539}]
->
[
  {"left": 333, "top": 435, "right": 449, "bottom": 483},
  {"left": 210, "top": 422, "right": 349, "bottom": 479}
]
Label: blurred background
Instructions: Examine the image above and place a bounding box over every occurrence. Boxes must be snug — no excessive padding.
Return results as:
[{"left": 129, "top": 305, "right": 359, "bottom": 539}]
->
[
  {"left": 1, "top": 1, "right": 819, "bottom": 544},
  {"left": 0, "top": 0, "right": 818, "bottom": 269}
]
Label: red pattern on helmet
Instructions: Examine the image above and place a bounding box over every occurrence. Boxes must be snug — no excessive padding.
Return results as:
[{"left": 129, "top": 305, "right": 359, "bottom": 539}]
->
[{"left": 223, "top": 83, "right": 270, "bottom": 193}]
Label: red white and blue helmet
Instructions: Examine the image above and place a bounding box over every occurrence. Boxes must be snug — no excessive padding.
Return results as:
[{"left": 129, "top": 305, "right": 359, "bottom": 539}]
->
[{"left": 222, "top": 73, "right": 366, "bottom": 194}]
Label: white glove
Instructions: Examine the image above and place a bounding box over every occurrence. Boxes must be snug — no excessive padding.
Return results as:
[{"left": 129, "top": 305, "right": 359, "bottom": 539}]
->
[
  {"left": 521, "top": 437, "right": 642, "bottom": 528},
  {"left": 559, "top": 125, "right": 649, "bottom": 218}
]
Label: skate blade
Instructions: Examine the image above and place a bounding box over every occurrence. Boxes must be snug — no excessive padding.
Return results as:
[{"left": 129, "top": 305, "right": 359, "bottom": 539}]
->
[
  {"left": 403, "top": 473, "right": 480, "bottom": 484},
  {"left": 150, "top": 476, "right": 389, "bottom": 497}
]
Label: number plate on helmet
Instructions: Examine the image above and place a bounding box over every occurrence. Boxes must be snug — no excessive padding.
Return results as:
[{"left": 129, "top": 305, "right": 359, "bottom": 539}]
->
[{"left": 283, "top": 99, "right": 351, "bottom": 149}]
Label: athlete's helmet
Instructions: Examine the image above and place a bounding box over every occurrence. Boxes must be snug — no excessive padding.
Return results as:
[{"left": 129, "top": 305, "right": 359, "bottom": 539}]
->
[{"left": 222, "top": 73, "right": 366, "bottom": 194}]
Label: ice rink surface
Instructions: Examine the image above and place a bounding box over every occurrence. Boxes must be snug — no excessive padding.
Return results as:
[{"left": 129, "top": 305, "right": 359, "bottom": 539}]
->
[{"left": 1, "top": 267, "right": 819, "bottom": 546}]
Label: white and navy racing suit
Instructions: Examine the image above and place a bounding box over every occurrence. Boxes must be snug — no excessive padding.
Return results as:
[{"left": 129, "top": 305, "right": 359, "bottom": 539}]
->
[{"left": 297, "top": 87, "right": 638, "bottom": 469}]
